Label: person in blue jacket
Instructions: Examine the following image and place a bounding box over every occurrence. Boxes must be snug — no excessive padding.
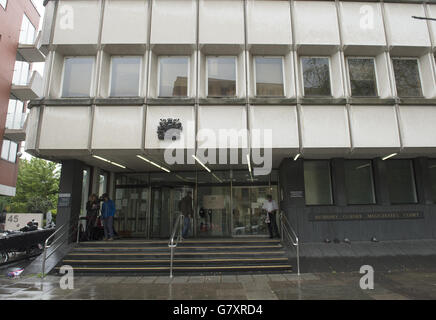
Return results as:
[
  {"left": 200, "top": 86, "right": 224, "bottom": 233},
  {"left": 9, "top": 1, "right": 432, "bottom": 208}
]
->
[{"left": 101, "top": 193, "right": 115, "bottom": 241}]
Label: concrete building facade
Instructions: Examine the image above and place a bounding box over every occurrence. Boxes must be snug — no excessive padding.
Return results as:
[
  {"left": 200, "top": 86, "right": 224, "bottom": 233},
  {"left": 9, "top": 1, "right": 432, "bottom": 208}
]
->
[
  {"left": 29, "top": 0, "right": 436, "bottom": 242},
  {"left": 0, "top": 0, "right": 42, "bottom": 197}
]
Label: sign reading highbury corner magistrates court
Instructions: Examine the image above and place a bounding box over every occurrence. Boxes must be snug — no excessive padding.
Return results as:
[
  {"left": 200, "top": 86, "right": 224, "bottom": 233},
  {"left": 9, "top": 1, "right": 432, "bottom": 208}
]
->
[{"left": 309, "top": 212, "right": 424, "bottom": 221}]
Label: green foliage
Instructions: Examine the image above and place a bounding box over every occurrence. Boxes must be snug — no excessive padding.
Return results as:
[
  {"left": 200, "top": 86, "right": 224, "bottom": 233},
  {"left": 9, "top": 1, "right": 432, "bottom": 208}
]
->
[{"left": 9, "top": 158, "right": 60, "bottom": 214}]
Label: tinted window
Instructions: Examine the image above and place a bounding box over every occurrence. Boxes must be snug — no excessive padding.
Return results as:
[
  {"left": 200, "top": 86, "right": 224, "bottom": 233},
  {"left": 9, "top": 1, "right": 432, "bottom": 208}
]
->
[
  {"left": 348, "top": 58, "right": 377, "bottom": 97},
  {"left": 344, "top": 160, "right": 376, "bottom": 204},
  {"left": 392, "top": 59, "right": 422, "bottom": 97},
  {"left": 302, "top": 57, "right": 331, "bottom": 96},
  {"left": 429, "top": 160, "right": 436, "bottom": 203},
  {"left": 386, "top": 160, "right": 417, "bottom": 204},
  {"left": 304, "top": 161, "right": 333, "bottom": 205}
]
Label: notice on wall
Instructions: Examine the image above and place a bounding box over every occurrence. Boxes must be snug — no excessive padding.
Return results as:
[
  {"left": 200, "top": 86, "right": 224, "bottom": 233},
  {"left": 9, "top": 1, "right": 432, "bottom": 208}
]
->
[
  {"left": 58, "top": 193, "right": 71, "bottom": 207},
  {"left": 5, "top": 213, "right": 43, "bottom": 231},
  {"left": 115, "top": 200, "right": 122, "bottom": 210},
  {"left": 290, "top": 191, "right": 304, "bottom": 198},
  {"left": 203, "top": 195, "right": 225, "bottom": 210},
  {"left": 122, "top": 199, "right": 128, "bottom": 207}
]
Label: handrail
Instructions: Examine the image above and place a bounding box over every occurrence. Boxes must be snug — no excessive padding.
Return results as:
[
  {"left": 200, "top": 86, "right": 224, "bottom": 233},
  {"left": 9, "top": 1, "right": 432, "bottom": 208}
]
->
[
  {"left": 41, "top": 218, "right": 81, "bottom": 277},
  {"left": 168, "top": 214, "right": 185, "bottom": 278},
  {"left": 279, "top": 212, "right": 300, "bottom": 276}
]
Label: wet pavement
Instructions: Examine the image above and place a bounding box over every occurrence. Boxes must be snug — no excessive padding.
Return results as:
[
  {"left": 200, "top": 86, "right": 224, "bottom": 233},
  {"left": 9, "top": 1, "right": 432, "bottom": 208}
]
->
[{"left": 1, "top": 270, "right": 436, "bottom": 300}]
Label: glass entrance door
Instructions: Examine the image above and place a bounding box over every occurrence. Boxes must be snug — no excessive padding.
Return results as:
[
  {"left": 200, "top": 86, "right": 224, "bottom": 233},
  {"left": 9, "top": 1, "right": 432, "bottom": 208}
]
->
[
  {"left": 150, "top": 186, "right": 194, "bottom": 238},
  {"left": 232, "top": 186, "right": 277, "bottom": 236},
  {"left": 114, "top": 187, "right": 149, "bottom": 237}
]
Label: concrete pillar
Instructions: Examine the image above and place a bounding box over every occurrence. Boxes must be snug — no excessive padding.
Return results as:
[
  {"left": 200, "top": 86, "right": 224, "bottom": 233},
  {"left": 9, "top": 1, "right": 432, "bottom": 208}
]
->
[{"left": 56, "top": 160, "right": 84, "bottom": 244}]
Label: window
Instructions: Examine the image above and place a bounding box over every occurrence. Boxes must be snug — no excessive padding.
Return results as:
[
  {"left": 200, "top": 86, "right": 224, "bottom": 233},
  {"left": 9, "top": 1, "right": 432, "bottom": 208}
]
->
[
  {"left": 301, "top": 57, "right": 331, "bottom": 96},
  {"left": 254, "top": 57, "right": 284, "bottom": 97},
  {"left": 12, "top": 61, "right": 30, "bottom": 85},
  {"left": 0, "top": 0, "right": 7, "bottom": 10},
  {"left": 110, "top": 56, "right": 141, "bottom": 97},
  {"left": 207, "top": 56, "right": 236, "bottom": 97},
  {"left": 348, "top": 58, "right": 377, "bottom": 97},
  {"left": 392, "top": 58, "right": 422, "bottom": 97},
  {"left": 344, "top": 160, "right": 376, "bottom": 205},
  {"left": 386, "top": 160, "right": 417, "bottom": 204},
  {"left": 429, "top": 160, "right": 436, "bottom": 203},
  {"left": 19, "top": 14, "right": 36, "bottom": 45},
  {"left": 62, "top": 57, "right": 95, "bottom": 97},
  {"left": 158, "top": 56, "right": 189, "bottom": 97},
  {"left": 304, "top": 161, "right": 333, "bottom": 205},
  {"left": 1, "top": 140, "right": 18, "bottom": 163},
  {"left": 6, "top": 100, "right": 24, "bottom": 130}
]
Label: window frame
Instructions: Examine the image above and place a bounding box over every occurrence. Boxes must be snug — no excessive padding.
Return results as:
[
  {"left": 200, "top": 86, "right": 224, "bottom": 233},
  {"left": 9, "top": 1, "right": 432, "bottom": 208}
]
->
[
  {"left": 429, "top": 159, "right": 436, "bottom": 204},
  {"left": 344, "top": 159, "right": 377, "bottom": 205},
  {"left": 303, "top": 160, "right": 335, "bottom": 206},
  {"left": 386, "top": 159, "right": 418, "bottom": 205},
  {"left": 346, "top": 56, "right": 379, "bottom": 98},
  {"left": 109, "top": 55, "right": 143, "bottom": 98},
  {"left": 253, "top": 56, "right": 286, "bottom": 97},
  {"left": 1, "top": 140, "right": 18, "bottom": 164},
  {"left": 391, "top": 57, "right": 424, "bottom": 98},
  {"left": 0, "top": 0, "right": 7, "bottom": 10},
  {"left": 206, "top": 55, "right": 238, "bottom": 98},
  {"left": 300, "top": 56, "right": 333, "bottom": 97},
  {"left": 61, "top": 56, "right": 96, "bottom": 98},
  {"left": 157, "top": 55, "right": 190, "bottom": 98}
]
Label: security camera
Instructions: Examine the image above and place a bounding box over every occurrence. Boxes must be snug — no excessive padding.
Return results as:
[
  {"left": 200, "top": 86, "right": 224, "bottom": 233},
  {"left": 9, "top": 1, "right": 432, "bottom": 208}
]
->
[{"left": 16, "top": 152, "right": 23, "bottom": 158}]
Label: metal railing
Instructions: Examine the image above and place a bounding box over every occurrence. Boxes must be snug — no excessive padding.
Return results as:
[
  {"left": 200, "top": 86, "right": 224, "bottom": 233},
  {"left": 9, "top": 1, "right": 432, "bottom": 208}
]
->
[
  {"left": 41, "top": 219, "right": 81, "bottom": 277},
  {"left": 279, "top": 211, "right": 300, "bottom": 276},
  {"left": 168, "top": 214, "right": 185, "bottom": 278}
]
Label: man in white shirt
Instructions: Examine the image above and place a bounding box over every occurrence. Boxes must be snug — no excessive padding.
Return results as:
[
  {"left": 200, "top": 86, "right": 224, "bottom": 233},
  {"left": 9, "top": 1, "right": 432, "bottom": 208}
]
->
[{"left": 262, "top": 195, "right": 279, "bottom": 238}]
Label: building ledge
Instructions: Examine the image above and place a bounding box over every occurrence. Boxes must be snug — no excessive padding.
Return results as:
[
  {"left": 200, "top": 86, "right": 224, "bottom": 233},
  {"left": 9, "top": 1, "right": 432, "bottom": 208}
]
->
[
  {"left": 10, "top": 71, "right": 43, "bottom": 101},
  {"left": 3, "top": 128, "right": 26, "bottom": 143},
  {"left": 398, "top": 98, "right": 436, "bottom": 105},
  {"left": 299, "top": 97, "right": 347, "bottom": 105},
  {"left": 198, "top": 98, "right": 246, "bottom": 105},
  {"left": 348, "top": 97, "right": 396, "bottom": 105},
  {"left": 95, "top": 98, "right": 145, "bottom": 106},
  {"left": 249, "top": 97, "right": 297, "bottom": 105},
  {"left": 147, "top": 98, "right": 195, "bottom": 106},
  {"left": 16, "top": 32, "right": 46, "bottom": 63}
]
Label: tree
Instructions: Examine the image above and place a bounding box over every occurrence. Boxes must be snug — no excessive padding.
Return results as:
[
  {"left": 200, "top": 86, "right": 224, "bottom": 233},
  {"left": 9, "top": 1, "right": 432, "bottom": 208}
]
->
[{"left": 9, "top": 158, "right": 60, "bottom": 214}]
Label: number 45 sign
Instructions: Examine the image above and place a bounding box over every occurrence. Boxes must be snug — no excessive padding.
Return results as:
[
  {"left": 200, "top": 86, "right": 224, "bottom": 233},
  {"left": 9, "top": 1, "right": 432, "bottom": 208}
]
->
[{"left": 5, "top": 213, "right": 43, "bottom": 231}]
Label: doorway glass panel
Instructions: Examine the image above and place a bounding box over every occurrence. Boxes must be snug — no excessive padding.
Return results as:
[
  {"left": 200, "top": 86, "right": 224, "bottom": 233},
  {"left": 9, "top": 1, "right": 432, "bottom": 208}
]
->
[
  {"left": 232, "top": 186, "right": 277, "bottom": 236},
  {"left": 114, "top": 187, "right": 148, "bottom": 237}
]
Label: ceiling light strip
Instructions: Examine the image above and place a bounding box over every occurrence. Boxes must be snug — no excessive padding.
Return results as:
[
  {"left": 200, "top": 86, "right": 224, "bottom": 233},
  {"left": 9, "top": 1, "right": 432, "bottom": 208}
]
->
[
  {"left": 192, "top": 155, "right": 211, "bottom": 173},
  {"left": 136, "top": 155, "right": 170, "bottom": 173},
  {"left": 382, "top": 153, "right": 398, "bottom": 161},
  {"left": 92, "top": 155, "right": 126, "bottom": 169}
]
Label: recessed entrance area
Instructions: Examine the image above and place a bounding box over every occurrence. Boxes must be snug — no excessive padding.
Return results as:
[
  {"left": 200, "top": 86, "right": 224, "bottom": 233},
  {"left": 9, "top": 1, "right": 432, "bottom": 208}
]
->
[{"left": 112, "top": 170, "right": 278, "bottom": 238}]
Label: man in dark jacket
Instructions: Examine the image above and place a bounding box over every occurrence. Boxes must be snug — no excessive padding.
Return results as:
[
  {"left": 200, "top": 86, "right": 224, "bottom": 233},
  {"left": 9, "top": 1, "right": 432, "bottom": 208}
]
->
[
  {"left": 101, "top": 193, "right": 115, "bottom": 241},
  {"left": 180, "top": 191, "right": 193, "bottom": 238}
]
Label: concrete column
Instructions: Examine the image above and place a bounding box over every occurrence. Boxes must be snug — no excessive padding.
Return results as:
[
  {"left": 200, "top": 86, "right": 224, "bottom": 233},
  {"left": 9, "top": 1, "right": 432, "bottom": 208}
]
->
[
  {"left": 331, "top": 158, "right": 347, "bottom": 207},
  {"left": 56, "top": 160, "right": 84, "bottom": 243},
  {"left": 373, "top": 158, "right": 390, "bottom": 206},
  {"left": 91, "top": 166, "right": 101, "bottom": 195},
  {"left": 414, "top": 157, "right": 433, "bottom": 205}
]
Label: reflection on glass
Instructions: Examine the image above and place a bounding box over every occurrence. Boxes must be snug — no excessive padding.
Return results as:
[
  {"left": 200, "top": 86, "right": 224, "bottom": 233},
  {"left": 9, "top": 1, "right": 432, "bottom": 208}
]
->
[
  {"left": 429, "top": 160, "right": 436, "bottom": 203},
  {"left": 348, "top": 58, "right": 377, "bottom": 97},
  {"left": 386, "top": 160, "right": 417, "bottom": 204},
  {"left": 159, "top": 57, "right": 189, "bottom": 97},
  {"left": 116, "top": 187, "right": 149, "bottom": 236},
  {"left": 207, "top": 56, "right": 236, "bottom": 97},
  {"left": 197, "top": 186, "right": 230, "bottom": 237},
  {"left": 304, "top": 161, "right": 333, "bottom": 205},
  {"left": 255, "top": 57, "right": 284, "bottom": 96},
  {"left": 302, "top": 57, "right": 331, "bottom": 96},
  {"left": 232, "top": 186, "right": 276, "bottom": 236},
  {"left": 392, "top": 59, "right": 422, "bottom": 97},
  {"left": 110, "top": 56, "right": 141, "bottom": 97},
  {"left": 62, "top": 57, "right": 94, "bottom": 97},
  {"left": 344, "top": 160, "right": 376, "bottom": 204}
]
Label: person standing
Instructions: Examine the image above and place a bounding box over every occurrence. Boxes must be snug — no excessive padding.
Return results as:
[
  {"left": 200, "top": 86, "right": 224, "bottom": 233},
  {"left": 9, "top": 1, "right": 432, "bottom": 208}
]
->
[
  {"left": 262, "top": 194, "right": 279, "bottom": 238},
  {"left": 180, "top": 191, "right": 193, "bottom": 239},
  {"left": 101, "top": 193, "right": 115, "bottom": 241},
  {"left": 85, "top": 194, "right": 99, "bottom": 240}
]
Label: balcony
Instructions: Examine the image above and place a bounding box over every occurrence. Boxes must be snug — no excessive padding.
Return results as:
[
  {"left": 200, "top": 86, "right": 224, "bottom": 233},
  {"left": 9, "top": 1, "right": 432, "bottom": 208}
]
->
[
  {"left": 10, "top": 71, "right": 43, "bottom": 101},
  {"left": 3, "top": 113, "right": 28, "bottom": 143},
  {"left": 16, "top": 32, "right": 46, "bottom": 63}
]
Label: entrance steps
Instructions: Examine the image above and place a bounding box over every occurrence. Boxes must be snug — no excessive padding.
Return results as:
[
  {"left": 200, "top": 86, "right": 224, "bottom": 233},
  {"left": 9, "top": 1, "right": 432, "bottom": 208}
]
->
[{"left": 53, "top": 238, "right": 293, "bottom": 276}]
